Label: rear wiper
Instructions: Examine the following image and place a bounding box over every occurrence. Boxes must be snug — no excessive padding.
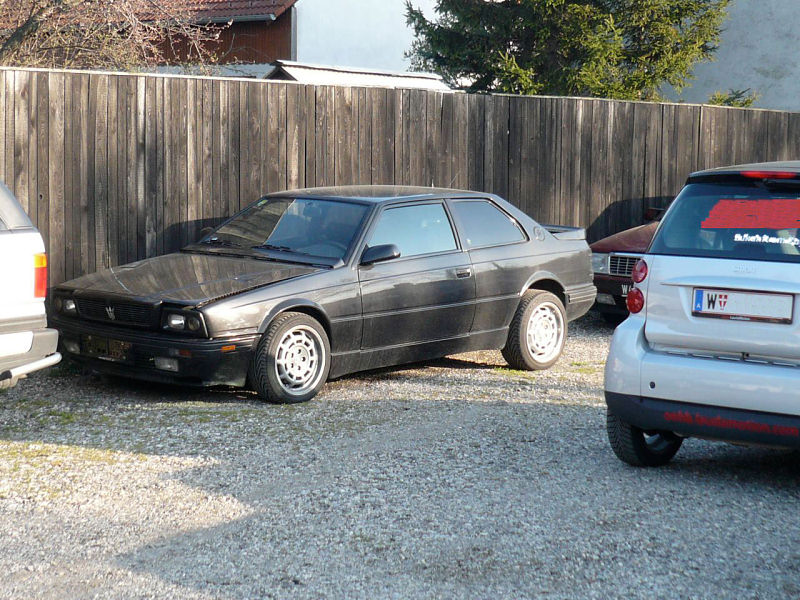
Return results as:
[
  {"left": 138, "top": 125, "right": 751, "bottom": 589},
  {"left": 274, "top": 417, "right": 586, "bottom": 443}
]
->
[{"left": 200, "top": 237, "right": 242, "bottom": 248}]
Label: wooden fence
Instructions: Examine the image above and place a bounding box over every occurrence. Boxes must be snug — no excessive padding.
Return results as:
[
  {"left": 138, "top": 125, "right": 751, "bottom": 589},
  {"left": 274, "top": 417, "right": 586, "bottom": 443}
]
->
[{"left": 1, "top": 67, "right": 799, "bottom": 286}]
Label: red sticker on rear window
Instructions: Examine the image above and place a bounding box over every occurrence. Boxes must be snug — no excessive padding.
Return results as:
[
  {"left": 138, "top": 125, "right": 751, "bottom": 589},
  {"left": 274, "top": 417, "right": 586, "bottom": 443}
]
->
[{"left": 702, "top": 198, "right": 800, "bottom": 229}]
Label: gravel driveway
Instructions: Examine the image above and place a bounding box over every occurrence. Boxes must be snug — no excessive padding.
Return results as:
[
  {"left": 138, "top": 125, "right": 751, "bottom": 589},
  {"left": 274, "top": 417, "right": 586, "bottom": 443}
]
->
[{"left": 1, "top": 312, "right": 799, "bottom": 599}]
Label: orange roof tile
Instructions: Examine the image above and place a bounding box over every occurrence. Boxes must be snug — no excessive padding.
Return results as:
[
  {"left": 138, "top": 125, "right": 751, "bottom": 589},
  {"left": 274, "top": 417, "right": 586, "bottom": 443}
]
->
[{"left": 178, "top": 0, "right": 297, "bottom": 21}]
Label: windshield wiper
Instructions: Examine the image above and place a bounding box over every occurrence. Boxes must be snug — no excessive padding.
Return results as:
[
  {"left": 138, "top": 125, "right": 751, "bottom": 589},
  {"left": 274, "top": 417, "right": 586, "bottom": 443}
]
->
[
  {"left": 199, "top": 237, "right": 242, "bottom": 248},
  {"left": 251, "top": 243, "right": 309, "bottom": 256}
]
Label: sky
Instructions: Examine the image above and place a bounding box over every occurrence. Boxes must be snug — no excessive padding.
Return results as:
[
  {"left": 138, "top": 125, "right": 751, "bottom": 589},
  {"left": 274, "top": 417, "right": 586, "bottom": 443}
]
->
[{"left": 295, "top": 0, "right": 438, "bottom": 72}]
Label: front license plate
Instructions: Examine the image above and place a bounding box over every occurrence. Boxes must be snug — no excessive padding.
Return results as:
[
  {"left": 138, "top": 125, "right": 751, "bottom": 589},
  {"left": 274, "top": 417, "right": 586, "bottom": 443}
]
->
[
  {"left": 692, "top": 288, "right": 794, "bottom": 324},
  {"left": 82, "top": 335, "right": 132, "bottom": 361}
]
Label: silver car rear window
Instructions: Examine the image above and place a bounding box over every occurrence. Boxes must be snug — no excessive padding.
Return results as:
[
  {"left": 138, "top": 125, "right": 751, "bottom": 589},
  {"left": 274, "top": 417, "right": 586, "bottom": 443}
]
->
[{"left": 650, "top": 182, "right": 800, "bottom": 263}]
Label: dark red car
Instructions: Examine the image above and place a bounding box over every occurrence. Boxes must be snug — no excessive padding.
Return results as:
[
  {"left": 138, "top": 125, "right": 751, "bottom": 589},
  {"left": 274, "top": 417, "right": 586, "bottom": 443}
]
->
[{"left": 590, "top": 221, "right": 658, "bottom": 323}]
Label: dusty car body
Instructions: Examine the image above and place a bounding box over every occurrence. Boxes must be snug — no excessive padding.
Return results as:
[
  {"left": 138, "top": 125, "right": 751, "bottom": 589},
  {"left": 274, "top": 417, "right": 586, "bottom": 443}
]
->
[
  {"left": 52, "top": 186, "right": 595, "bottom": 402},
  {"left": 0, "top": 182, "right": 61, "bottom": 388}
]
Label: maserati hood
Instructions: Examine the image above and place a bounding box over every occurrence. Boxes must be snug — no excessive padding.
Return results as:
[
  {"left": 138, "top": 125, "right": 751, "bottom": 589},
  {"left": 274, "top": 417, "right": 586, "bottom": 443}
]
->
[{"left": 57, "top": 252, "right": 321, "bottom": 305}]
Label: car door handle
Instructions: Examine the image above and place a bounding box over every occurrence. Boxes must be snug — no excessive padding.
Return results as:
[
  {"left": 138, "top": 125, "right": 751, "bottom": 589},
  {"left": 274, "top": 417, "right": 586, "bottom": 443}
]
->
[{"left": 455, "top": 268, "right": 472, "bottom": 279}]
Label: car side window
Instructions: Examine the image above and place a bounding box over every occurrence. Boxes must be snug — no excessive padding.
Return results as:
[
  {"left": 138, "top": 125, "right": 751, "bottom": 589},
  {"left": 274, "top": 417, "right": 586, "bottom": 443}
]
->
[
  {"left": 452, "top": 200, "right": 526, "bottom": 248},
  {"left": 368, "top": 203, "right": 457, "bottom": 258}
]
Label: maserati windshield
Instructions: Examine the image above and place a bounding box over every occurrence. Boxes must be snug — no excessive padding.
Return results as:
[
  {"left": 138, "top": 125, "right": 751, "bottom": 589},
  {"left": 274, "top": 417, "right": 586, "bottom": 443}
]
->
[{"left": 193, "top": 197, "right": 370, "bottom": 263}]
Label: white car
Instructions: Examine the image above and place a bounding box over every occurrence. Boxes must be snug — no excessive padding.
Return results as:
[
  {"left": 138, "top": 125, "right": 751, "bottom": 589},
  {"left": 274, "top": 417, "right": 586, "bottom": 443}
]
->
[
  {"left": 605, "top": 161, "right": 800, "bottom": 466},
  {"left": 0, "top": 183, "right": 60, "bottom": 389}
]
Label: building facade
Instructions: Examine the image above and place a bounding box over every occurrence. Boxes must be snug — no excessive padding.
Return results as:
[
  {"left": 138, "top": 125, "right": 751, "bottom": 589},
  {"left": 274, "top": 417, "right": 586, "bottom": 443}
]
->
[{"left": 671, "top": 0, "right": 800, "bottom": 111}]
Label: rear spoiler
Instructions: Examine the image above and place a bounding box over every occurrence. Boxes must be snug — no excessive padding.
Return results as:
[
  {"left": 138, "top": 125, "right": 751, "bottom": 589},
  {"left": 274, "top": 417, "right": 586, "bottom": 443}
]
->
[{"left": 543, "top": 224, "right": 586, "bottom": 241}]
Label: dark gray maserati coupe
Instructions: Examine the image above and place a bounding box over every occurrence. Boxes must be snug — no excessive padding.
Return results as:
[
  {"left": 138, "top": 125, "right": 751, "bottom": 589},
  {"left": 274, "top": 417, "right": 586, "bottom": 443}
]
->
[{"left": 51, "top": 186, "right": 595, "bottom": 403}]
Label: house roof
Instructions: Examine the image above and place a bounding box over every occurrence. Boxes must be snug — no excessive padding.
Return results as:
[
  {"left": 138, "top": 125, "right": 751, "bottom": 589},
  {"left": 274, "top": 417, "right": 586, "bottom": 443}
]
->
[
  {"left": 178, "top": 0, "right": 297, "bottom": 22},
  {"left": 264, "top": 60, "right": 452, "bottom": 91}
]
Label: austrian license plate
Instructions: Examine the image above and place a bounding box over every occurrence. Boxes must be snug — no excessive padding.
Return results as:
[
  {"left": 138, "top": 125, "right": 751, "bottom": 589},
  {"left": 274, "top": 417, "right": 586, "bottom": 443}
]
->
[
  {"left": 82, "top": 335, "right": 132, "bottom": 361},
  {"left": 692, "top": 288, "right": 794, "bottom": 324}
]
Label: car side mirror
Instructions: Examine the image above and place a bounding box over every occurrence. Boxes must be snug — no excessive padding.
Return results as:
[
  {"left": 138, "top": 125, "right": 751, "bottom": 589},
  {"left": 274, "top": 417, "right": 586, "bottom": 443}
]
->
[
  {"left": 361, "top": 244, "right": 401, "bottom": 265},
  {"left": 198, "top": 226, "right": 215, "bottom": 241}
]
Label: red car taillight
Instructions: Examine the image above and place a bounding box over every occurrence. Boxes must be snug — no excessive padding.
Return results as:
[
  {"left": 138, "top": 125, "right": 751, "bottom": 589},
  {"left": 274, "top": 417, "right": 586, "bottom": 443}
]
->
[
  {"left": 34, "top": 253, "right": 47, "bottom": 299},
  {"left": 627, "top": 258, "right": 647, "bottom": 313},
  {"left": 626, "top": 288, "right": 645, "bottom": 314},
  {"left": 632, "top": 259, "right": 648, "bottom": 284}
]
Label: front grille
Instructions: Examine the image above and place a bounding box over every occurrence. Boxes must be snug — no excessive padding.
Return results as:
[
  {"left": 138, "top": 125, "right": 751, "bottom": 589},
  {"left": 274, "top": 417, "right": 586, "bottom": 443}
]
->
[
  {"left": 75, "top": 297, "right": 157, "bottom": 328},
  {"left": 609, "top": 254, "right": 640, "bottom": 277}
]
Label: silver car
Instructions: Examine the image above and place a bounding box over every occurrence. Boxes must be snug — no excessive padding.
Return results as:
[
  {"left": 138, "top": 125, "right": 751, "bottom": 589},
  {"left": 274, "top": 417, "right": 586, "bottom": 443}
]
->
[
  {"left": 0, "top": 183, "right": 60, "bottom": 389},
  {"left": 605, "top": 161, "right": 800, "bottom": 466}
]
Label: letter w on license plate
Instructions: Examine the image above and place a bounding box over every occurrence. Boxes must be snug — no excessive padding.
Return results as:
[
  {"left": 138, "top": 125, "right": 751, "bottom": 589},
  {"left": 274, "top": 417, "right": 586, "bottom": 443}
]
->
[{"left": 692, "top": 288, "right": 794, "bottom": 324}]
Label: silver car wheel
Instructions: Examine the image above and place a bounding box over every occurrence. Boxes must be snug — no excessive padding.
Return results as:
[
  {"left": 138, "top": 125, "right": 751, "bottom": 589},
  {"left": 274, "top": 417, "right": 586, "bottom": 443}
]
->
[
  {"left": 274, "top": 325, "right": 326, "bottom": 396},
  {"left": 526, "top": 301, "right": 565, "bottom": 364}
]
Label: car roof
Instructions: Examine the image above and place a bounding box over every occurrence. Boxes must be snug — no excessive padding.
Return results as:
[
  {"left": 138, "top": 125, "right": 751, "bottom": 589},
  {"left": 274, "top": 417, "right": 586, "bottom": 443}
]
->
[
  {"left": 265, "top": 185, "right": 491, "bottom": 204},
  {"left": 689, "top": 160, "right": 800, "bottom": 179}
]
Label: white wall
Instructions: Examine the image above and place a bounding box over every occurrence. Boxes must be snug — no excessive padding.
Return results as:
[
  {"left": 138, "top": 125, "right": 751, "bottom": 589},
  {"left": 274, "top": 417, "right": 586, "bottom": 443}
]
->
[
  {"left": 295, "top": 0, "right": 437, "bottom": 72},
  {"left": 672, "top": 0, "right": 800, "bottom": 111}
]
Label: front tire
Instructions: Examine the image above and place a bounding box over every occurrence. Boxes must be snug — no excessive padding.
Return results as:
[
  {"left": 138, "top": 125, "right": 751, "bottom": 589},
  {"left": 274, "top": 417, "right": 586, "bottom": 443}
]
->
[
  {"left": 250, "top": 312, "right": 330, "bottom": 404},
  {"left": 606, "top": 409, "right": 683, "bottom": 467},
  {"left": 502, "top": 290, "right": 567, "bottom": 370}
]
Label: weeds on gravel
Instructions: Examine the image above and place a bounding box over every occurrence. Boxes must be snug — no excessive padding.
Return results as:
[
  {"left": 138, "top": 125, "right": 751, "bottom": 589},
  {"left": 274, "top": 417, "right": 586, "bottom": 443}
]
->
[{"left": 46, "top": 360, "right": 84, "bottom": 379}]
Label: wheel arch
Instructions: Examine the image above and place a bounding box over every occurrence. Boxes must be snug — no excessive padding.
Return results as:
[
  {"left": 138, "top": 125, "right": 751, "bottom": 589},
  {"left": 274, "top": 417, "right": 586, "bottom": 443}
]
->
[
  {"left": 522, "top": 274, "right": 566, "bottom": 306},
  {"left": 258, "top": 299, "right": 333, "bottom": 343}
]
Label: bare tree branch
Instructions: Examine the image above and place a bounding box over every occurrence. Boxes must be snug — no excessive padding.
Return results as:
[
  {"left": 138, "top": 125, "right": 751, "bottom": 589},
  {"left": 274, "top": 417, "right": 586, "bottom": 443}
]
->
[{"left": 0, "top": 0, "right": 228, "bottom": 70}]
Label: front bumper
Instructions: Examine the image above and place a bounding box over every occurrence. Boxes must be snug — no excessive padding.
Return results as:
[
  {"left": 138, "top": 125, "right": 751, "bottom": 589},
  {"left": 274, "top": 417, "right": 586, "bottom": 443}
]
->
[
  {"left": 592, "top": 274, "right": 632, "bottom": 316},
  {"left": 606, "top": 392, "right": 800, "bottom": 448},
  {"left": 53, "top": 317, "right": 258, "bottom": 387}
]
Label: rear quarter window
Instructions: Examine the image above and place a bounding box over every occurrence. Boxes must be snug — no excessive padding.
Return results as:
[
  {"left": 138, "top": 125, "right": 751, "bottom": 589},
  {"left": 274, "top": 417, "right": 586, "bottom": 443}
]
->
[
  {"left": 650, "top": 182, "right": 800, "bottom": 263},
  {"left": 0, "top": 183, "right": 33, "bottom": 231},
  {"left": 452, "top": 200, "right": 526, "bottom": 248}
]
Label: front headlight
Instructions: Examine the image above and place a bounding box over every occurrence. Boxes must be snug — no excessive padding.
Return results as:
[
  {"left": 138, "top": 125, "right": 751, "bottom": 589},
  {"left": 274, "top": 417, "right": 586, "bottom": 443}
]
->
[
  {"left": 53, "top": 294, "right": 77, "bottom": 316},
  {"left": 161, "top": 308, "right": 207, "bottom": 336},
  {"left": 591, "top": 253, "right": 609, "bottom": 274}
]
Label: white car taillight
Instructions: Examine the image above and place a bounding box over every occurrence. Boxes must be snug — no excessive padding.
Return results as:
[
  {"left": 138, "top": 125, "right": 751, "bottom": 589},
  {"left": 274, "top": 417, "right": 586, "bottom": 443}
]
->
[{"left": 34, "top": 253, "right": 47, "bottom": 299}]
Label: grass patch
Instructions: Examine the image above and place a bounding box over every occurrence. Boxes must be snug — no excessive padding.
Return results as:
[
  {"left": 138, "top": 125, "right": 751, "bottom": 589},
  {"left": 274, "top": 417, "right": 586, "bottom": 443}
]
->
[
  {"left": 0, "top": 441, "right": 145, "bottom": 466},
  {"left": 46, "top": 359, "right": 84, "bottom": 378}
]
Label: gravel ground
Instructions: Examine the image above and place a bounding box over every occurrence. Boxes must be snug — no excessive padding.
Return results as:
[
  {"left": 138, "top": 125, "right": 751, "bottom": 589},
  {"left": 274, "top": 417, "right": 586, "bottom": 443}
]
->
[{"left": 1, "top": 311, "right": 799, "bottom": 599}]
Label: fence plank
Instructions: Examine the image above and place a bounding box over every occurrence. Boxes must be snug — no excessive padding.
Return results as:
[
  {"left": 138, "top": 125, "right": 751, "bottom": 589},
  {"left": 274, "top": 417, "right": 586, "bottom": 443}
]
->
[
  {"left": 35, "top": 72, "right": 49, "bottom": 250},
  {"left": 3, "top": 72, "right": 14, "bottom": 190},
  {"left": 13, "top": 71, "right": 29, "bottom": 212},
  {"left": 47, "top": 72, "right": 65, "bottom": 285},
  {"left": 334, "top": 86, "right": 356, "bottom": 186},
  {"left": 92, "top": 74, "right": 108, "bottom": 271},
  {"left": 286, "top": 83, "right": 304, "bottom": 190}
]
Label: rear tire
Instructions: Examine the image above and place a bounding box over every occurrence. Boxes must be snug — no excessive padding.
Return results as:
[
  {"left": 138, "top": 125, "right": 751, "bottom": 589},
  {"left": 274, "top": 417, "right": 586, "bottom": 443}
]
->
[
  {"left": 250, "top": 312, "right": 330, "bottom": 404},
  {"left": 606, "top": 409, "right": 683, "bottom": 467},
  {"left": 502, "top": 290, "right": 567, "bottom": 370}
]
